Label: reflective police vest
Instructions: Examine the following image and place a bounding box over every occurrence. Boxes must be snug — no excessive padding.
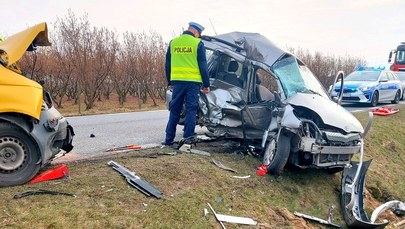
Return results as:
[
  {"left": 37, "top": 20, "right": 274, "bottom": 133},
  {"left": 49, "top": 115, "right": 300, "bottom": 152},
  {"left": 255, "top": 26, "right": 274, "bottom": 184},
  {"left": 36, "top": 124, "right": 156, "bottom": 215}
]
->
[{"left": 170, "top": 34, "right": 202, "bottom": 83}]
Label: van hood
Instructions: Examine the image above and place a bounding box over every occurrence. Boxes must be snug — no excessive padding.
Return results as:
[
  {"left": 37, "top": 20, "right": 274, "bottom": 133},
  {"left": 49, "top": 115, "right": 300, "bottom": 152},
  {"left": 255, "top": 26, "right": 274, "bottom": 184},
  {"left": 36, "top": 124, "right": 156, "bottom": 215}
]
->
[
  {"left": 0, "top": 22, "right": 51, "bottom": 67},
  {"left": 288, "top": 93, "right": 364, "bottom": 133}
]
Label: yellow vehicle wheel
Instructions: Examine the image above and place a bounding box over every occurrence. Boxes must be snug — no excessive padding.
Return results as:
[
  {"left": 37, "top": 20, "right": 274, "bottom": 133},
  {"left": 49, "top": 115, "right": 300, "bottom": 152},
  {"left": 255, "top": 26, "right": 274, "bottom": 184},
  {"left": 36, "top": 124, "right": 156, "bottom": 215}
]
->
[{"left": 0, "top": 122, "right": 40, "bottom": 187}]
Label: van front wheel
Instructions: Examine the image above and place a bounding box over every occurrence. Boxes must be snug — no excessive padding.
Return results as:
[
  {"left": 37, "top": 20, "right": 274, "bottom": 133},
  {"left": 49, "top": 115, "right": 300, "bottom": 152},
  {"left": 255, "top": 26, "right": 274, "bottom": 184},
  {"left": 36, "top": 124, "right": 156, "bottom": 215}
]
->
[
  {"left": 265, "top": 134, "right": 291, "bottom": 175},
  {"left": 0, "top": 122, "right": 40, "bottom": 187}
]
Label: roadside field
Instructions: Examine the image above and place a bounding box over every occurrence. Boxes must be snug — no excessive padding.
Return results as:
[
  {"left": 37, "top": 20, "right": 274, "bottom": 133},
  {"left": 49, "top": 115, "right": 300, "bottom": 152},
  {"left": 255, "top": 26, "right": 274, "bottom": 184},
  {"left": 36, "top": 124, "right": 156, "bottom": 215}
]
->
[
  {"left": 56, "top": 95, "right": 166, "bottom": 117},
  {"left": 1, "top": 105, "right": 404, "bottom": 229}
]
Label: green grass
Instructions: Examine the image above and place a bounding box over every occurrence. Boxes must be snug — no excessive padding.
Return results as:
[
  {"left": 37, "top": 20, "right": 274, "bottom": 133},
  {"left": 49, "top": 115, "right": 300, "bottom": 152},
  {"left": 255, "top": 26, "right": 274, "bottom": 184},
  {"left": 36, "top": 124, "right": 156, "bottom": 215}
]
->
[
  {"left": 1, "top": 105, "right": 404, "bottom": 228},
  {"left": 355, "top": 105, "right": 405, "bottom": 201}
]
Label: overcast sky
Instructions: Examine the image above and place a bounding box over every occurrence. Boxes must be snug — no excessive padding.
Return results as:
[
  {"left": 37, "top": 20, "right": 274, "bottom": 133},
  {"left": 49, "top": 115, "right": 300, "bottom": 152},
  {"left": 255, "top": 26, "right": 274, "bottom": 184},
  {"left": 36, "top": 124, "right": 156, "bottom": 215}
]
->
[{"left": 2, "top": 0, "right": 404, "bottom": 68}]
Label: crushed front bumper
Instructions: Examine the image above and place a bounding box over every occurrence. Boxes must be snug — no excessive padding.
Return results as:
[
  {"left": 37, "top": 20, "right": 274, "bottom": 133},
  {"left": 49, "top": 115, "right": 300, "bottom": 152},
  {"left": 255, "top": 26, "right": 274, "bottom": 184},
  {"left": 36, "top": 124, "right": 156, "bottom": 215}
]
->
[{"left": 31, "top": 105, "right": 74, "bottom": 165}]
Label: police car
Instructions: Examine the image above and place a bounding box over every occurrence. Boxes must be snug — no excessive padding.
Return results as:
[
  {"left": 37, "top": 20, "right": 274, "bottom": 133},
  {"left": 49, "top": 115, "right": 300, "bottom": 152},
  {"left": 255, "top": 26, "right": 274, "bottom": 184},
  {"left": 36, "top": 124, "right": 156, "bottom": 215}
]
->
[{"left": 331, "top": 66, "right": 402, "bottom": 106}]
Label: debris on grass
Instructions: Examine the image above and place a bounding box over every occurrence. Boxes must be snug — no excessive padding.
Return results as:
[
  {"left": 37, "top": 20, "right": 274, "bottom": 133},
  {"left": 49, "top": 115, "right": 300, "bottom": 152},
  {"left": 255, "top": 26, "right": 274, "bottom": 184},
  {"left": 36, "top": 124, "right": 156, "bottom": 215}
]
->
[
  {"left": 107, "top": 160, "right": 163, "bottom": 198},
  {"left": 28, "top": 164, "right": 70, "bottom": 184},
  {"left": 178, "top": 144, "right": 211, "bottom": 156},
  {"left": 294, "top": 205, "right": 340, "bottom": 228},
  {"left": 256, "top": 164, "right": 268, "bottom": 176},
  {"left": 232, "top": 175, "right": 251, "bottom": 179},
  {"left": 207, "top": 203, "right": 257, "bottom": 227},
  {"left": 212, "top": 159, "right": 237, "bottom": 173},
  {"left": 13, "top": 189, "right": 76, "bottom": 199}
]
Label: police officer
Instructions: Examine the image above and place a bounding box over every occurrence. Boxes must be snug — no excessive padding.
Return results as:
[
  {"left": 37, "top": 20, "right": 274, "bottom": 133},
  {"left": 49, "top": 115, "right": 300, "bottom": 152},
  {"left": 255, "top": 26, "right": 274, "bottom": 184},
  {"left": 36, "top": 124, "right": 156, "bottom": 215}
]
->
[{"left": 163, "top": 22, "right": 210, "bottom": 147}]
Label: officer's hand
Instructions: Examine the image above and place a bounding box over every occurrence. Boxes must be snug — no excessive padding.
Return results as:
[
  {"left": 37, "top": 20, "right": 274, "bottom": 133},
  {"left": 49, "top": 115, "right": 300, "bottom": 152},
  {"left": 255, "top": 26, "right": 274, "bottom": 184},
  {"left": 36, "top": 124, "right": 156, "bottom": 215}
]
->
[
  {"left": 202, "top": 87, "right": 210, "bottom": 94},
  {"left": 168, "top": 85, "right": 173, "bottom": 91}
]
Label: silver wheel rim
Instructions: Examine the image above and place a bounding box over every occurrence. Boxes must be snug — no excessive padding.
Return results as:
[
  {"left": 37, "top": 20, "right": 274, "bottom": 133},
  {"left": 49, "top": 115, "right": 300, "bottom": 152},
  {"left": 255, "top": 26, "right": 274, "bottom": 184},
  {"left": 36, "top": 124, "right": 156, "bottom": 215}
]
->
[
  {"left": 0, "top": 137, "right": 26, "bottom": 171},
  {"left": 263, "top": 138, "right": 276, "bottom": 165}
]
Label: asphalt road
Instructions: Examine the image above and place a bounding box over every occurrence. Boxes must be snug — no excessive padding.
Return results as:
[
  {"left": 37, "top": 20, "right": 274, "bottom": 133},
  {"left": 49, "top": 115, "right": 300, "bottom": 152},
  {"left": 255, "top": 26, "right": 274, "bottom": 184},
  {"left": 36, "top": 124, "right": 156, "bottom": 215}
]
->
[
  {"left": 67, "top": 110, "right": 206, "bottom": 156},
  {"left": 66, "top": 101, "right": 404, "bottom": 156}
]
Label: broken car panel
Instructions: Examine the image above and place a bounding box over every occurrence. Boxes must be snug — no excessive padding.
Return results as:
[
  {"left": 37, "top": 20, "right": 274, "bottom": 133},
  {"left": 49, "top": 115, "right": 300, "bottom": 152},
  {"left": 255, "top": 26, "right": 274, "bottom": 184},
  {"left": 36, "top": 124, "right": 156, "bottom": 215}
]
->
[
  {"left": 341, "top": 160, "right": 389, "bottom": 228},
  {"left": 167, "top": 32, "right": 368, "bottom": 175}
]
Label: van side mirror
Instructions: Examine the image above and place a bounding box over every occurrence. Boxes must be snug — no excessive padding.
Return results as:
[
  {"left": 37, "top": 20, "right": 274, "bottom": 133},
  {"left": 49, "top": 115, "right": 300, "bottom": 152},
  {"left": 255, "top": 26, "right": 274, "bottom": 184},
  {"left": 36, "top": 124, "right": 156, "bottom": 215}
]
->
[
  {"left": 330, "top": 71, "right": 344, "bottom": 105},
  {"left": 388, "top": 52, "right": 392, "bottom": 63}
]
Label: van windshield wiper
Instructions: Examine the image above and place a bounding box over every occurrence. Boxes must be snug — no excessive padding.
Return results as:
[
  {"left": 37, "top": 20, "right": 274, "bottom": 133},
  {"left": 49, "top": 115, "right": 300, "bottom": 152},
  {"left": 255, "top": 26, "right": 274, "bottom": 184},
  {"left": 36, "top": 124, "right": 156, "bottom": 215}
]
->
[{"left": 301, "top": 89, "right": 322, "bottom": 96}]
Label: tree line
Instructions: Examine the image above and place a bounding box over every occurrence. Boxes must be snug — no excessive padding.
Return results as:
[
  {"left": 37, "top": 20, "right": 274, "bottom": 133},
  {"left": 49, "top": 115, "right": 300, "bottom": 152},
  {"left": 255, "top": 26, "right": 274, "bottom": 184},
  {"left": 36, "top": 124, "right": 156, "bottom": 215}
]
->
[
  {"left": 20, "top": 11, "right": 166, "bottom": 110},
  {"left": 19, "top": 11, "right": 365, "bottom": 110}
]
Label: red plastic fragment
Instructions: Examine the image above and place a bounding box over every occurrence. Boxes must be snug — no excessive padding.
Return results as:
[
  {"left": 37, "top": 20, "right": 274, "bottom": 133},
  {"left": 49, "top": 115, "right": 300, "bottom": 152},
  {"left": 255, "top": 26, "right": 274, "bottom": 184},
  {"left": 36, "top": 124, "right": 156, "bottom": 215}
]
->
[
  {"left": 28, "top": 164, "right": 69, "bottom": 184},
  {"left": 371, "top": 107, "right": 399, "bottom": 116},
  {"left": 256, "top": 164, "right": 268, "bottom": 176}
]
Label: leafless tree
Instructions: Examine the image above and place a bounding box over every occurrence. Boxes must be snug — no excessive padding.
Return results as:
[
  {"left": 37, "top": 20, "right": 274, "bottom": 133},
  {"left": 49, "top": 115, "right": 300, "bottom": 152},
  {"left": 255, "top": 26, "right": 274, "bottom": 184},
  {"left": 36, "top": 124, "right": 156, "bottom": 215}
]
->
[
  {"left": 134, "top": 31, "right": 166, "bottom": 106},
  {"left": 15, "top": 10, "right": 370, "bottom": 113},
  {"left": 111, "top": 32, "right": 136, "bottom": 106},
  {"left": 290, "top": 47, "right": 366, "bottom": 89}
]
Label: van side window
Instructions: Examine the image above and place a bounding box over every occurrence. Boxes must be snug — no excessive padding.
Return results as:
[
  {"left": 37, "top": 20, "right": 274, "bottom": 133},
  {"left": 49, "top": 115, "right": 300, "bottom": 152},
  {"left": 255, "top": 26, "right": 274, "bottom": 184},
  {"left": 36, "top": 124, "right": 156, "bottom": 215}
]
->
[
  {"left": 215, "top": 55, "right": 244, "bottom": 88},
  {"left": 255, "top": 69, "right": 278, "bottom": 101}
]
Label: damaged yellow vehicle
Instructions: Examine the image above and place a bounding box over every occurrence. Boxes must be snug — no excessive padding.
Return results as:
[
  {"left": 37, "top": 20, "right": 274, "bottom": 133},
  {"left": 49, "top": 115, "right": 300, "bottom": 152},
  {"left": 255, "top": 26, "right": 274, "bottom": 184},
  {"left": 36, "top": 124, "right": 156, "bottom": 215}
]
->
[{"left": 0, "top": 23, "right": 74, "bottom": 187}]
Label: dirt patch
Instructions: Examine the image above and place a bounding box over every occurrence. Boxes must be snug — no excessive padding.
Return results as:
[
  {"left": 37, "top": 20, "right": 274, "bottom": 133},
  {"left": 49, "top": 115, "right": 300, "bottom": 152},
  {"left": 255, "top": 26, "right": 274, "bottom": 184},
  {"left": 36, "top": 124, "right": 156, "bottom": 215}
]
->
[{"left": 382, "top": 140, "right": 399, "bottom": 153}]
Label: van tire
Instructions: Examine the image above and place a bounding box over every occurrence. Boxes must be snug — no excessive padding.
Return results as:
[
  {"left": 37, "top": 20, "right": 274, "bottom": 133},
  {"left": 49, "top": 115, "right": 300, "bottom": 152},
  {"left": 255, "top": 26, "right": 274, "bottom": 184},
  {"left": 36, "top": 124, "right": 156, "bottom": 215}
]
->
[
  {"left": 0, "top": 122, "right": 40, "bottom": 187},
  {"left": 266, "top": 134, "right": 291, "bottom": 175}
]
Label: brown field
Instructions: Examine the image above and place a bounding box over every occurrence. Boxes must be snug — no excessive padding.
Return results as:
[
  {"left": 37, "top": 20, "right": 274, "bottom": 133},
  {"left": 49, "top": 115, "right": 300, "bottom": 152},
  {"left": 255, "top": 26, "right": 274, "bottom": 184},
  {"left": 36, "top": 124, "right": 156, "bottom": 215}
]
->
[{"left": 57, "top": 94, "right": 167, "bottom": 117}]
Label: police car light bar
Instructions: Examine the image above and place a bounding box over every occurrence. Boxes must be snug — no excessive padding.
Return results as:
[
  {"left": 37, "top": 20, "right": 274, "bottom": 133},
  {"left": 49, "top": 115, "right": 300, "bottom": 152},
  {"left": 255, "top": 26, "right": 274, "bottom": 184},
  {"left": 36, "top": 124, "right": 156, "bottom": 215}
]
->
[{"left": 357, "top": 66, "right": 386, "bottom": 71}]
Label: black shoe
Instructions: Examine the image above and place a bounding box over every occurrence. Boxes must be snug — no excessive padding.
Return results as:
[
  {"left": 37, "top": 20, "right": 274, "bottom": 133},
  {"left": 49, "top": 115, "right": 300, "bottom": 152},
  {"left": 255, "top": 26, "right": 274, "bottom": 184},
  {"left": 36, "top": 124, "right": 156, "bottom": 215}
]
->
[
  {"left": 179, "top": 136, "right": 197, "bottom": 145},
  {"left": 161, "top": 140, "right": 178, "bottom": 149}
]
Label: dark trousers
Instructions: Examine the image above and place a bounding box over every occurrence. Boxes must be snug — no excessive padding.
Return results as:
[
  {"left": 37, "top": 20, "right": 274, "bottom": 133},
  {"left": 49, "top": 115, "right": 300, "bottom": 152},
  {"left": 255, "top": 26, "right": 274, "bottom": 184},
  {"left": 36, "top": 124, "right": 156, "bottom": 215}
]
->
[{"left": 165, "top": 82, "right": 200, "bottom": 144}]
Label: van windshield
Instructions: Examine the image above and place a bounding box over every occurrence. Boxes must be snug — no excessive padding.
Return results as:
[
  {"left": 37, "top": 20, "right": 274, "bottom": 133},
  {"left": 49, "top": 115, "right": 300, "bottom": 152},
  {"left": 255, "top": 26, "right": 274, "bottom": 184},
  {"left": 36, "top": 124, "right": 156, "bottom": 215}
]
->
[{"left": 272, "top": 56, "right": 328, "bottom": 98}]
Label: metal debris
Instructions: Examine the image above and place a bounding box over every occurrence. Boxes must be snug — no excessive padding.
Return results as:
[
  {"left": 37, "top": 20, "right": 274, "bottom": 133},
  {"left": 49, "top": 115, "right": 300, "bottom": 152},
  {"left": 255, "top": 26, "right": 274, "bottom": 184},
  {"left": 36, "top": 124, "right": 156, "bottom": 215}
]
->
[
  {"left": 393, "top": 202, "right": 405, "bottom": 216},
  {"left": 105, "top": 144, "right": 141, "bottom": 152},
  {"left": 294, "top": 205, "right": 340, "bottom": 228},
  {"left": 207, "top": 203, "right": 257, "bottom": 227},
  {"left": 370, "top": 200, "right": 405, "bottom": 223},
  {"left": 232, "top": 175, "right": 251, "bottom": 179},
  {"left": 196, "top": 134, "right": 216, "bottom": 141},
  {"left": 178, "top": 144, "right": 211, "bottom": 156},
  {"left": 215, "top": 214, "right": 257, "bottom": 226},
  {"left": 204, "top": 208, "right": 209, "bottom": 216},
  {"left": 107, "top": 160, "right": 162, "bottom": 199},
  {"left": 207, "top": 203, "right": 227, "bottom": 229},
  {"left": 341, "top": 160, "right": 389, "bottom": 228},
  {"left": 13, "top": 189, "right": 76, "bottom": 199},
  {"left": 212, "top": 159, "right": 237, "bottom": 173}
]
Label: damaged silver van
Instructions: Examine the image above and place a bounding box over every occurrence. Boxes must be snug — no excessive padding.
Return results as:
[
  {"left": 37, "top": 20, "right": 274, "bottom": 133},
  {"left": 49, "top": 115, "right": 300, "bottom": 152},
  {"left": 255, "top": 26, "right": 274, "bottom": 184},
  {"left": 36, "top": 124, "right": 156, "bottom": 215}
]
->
[{"left": 167, "top": 32, "right": 370, "bottom": 175}]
